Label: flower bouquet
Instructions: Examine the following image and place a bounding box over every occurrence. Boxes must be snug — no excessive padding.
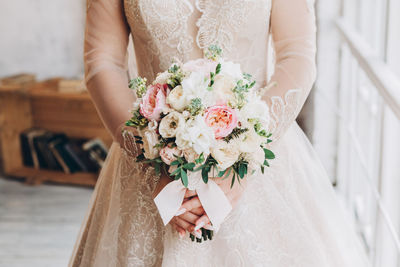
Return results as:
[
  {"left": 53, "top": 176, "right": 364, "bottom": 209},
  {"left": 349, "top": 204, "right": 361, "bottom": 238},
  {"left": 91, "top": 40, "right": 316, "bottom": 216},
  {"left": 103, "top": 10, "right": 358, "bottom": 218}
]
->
[{"left": 125, "top": 45, "right": 275, "bottom": 242}]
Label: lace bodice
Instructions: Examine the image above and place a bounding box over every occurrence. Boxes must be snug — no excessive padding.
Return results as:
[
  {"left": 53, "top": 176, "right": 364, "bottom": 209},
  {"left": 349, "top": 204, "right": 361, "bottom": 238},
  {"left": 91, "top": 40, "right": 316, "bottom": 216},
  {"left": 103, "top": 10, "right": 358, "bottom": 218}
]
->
[{"left": 84, "top": 0, "right": 316, "bottom": 144}]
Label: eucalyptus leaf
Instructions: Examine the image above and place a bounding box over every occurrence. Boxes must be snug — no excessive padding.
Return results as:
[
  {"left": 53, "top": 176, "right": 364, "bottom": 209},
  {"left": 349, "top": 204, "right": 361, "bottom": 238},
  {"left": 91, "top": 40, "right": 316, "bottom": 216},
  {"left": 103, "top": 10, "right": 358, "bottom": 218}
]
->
[{"left": 181, "top": 169, "right": 188, "bottom": 187}]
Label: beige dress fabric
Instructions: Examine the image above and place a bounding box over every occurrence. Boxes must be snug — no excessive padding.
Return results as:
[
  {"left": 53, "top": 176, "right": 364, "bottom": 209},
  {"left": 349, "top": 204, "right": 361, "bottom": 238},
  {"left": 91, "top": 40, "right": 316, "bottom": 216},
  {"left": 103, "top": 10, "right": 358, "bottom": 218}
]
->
[{"left": 69, "top": 0, "right": 370, "bottom": 266}]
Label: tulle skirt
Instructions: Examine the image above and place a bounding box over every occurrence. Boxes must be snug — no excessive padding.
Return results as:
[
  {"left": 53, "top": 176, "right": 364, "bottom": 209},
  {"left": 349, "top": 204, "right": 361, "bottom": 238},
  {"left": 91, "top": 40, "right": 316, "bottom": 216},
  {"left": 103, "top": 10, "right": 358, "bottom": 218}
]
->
[{"left": 69, "top": 122, "right": 370, "bottom": 267}]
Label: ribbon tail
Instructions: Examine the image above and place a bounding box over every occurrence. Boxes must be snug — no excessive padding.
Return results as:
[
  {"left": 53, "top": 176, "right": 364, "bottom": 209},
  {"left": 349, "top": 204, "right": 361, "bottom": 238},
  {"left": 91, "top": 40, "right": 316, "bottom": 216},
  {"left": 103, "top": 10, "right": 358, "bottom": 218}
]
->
[
  {"left": 196, "top": 179, "right": 232, "bottom": 231},
  {"left": 154, "top": 180, "right": 186, "bottom": 225}
]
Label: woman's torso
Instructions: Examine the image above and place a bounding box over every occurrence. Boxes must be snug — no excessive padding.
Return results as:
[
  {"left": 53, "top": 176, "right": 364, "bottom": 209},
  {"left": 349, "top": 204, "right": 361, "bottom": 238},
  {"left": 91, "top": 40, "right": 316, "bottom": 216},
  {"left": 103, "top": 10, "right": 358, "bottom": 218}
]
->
[{"left": 123, "top": 0, "right": 272, "bottom": 84}]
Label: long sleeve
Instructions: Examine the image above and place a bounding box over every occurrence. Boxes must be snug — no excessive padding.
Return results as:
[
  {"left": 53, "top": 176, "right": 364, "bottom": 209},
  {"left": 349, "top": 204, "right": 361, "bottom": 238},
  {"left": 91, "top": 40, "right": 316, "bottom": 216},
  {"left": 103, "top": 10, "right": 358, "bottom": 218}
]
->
[
  {"left": 263, "top": 0, "right": 317, "bottom": 142},
  {"left": 85, "top": 0, "right": 135, "bottom": 140}
]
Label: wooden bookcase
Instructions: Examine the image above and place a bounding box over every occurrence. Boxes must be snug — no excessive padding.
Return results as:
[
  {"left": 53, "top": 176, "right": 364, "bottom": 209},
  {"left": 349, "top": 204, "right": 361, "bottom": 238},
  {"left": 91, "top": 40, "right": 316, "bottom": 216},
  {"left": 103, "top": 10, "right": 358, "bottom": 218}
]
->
[{"left": 0, "top": 75, "right": 112, "bottom": 187}]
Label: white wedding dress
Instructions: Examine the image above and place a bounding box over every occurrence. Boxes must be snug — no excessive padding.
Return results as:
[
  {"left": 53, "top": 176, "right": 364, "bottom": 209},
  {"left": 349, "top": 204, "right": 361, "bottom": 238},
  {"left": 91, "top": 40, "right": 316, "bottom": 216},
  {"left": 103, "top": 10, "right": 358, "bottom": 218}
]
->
[{"left": 70, "top": 0, "right": 370, "bottom": 266}]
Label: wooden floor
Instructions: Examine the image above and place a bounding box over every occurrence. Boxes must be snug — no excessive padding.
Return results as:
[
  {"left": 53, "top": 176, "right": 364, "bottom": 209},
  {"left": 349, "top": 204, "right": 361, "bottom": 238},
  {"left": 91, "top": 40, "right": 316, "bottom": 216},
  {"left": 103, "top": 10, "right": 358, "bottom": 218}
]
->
[{"left": 0, "top": 177, "right": 92, "bottom": 267}]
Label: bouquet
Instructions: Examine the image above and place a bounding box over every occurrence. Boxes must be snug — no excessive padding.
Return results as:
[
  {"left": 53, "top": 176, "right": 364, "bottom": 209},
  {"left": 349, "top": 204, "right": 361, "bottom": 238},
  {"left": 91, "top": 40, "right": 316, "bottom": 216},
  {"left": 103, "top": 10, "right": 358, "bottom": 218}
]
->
[{"left": 126, "top": 45, "right": 275, "bottom": 242}]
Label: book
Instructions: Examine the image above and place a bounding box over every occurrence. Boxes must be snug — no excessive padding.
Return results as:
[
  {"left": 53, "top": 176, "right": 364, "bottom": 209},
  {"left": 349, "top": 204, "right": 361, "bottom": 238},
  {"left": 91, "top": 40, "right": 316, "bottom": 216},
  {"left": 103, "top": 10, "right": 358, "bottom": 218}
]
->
[
  {"left": 33, "top": 132, "right": 67, "bottom": 170},
  {"left": 20, "top": 128, "right": 47, "bottom": 169},
  {"left": 64, "top": 140, "right": 99, "bottom": 173},
  {"left": 83, "top": 139, "right": 108, "bottom": 168}
]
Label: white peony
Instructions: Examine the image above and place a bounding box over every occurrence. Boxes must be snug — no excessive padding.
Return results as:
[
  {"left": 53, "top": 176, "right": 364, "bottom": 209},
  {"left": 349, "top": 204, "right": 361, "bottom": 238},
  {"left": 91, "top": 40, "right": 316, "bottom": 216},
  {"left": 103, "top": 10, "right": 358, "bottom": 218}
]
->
[
  {"left": 220, "top": 60, "right": 243, "bottom": 81},
  {"left": 181, "top": 72, "right": 215, "bottom": 106},
  {"left": 212, "top": 74, "right": 236, "bottom": 103},
  {"left": 159, "top": 111, "right": 184, "bottom": 138},
  {"left": 166, "top": 85, "right": 188, "bottom": 111},
  {"left": 211, "top": 140, "right": 240, "bottom": 171},
  {"left": 175, "top": 115, "right": 216, "bottom": 155},
  {"left": 141, "top": 128, "right": 160, "bottom": 159}
]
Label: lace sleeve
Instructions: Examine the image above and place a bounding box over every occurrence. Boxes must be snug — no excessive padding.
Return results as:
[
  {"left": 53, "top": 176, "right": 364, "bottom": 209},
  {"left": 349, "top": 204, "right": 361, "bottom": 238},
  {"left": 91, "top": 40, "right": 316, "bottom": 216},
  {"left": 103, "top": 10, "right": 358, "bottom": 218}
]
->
[
  {"left": 263, "top": 0, "right": 317, "bottom": 142},
  {"left": 85, "top": 0, "right": 136, "bottom": 139}
]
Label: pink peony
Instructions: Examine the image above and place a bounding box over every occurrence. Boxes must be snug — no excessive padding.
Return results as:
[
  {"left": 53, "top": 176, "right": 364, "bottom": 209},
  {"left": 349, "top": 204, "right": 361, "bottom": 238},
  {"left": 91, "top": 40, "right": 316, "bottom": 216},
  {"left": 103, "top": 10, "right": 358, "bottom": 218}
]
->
[
  {"left": 204, "top": 104, "right": 238, "bottom": 139},
  {"left": 182, "top": 58, "right": 218, "bottom": 77},
  {"left": 140, "top": 83, "right": 169, "bottom": 121},
  {"left": 160, "top": 145, "right": 183, "bottom": 165}
]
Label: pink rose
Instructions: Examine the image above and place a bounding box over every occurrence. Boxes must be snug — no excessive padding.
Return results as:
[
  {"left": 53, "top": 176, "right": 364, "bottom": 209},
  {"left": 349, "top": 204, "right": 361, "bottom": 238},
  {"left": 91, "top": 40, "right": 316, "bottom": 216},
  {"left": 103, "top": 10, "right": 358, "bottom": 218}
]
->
[
  {"left": 140, "top": 83, "right": 169, "bottom": 121},
  {"left": 160, "top": 145, "right": 183, "bottom": 165},
  {"left": 182, "top": 58, "right": 218, "bottom": 77},
  {"left": 204, "top": 104, "right": 238, "bottom": 139}
]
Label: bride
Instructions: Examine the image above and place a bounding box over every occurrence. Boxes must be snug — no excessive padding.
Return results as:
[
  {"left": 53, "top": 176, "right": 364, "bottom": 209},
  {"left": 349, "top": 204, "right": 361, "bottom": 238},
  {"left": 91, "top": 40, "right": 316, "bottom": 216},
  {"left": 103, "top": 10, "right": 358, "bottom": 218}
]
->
[{"left": 70, "top": 0, "right": 370, "bottom": 266}]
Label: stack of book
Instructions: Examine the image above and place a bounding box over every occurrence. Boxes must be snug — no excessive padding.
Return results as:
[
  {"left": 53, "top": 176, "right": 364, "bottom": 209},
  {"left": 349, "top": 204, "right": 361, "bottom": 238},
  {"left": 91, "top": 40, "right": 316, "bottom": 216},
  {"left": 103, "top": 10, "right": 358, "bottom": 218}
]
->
[{"left": 20, "top": 128, "right": 108, "bottom": 174}]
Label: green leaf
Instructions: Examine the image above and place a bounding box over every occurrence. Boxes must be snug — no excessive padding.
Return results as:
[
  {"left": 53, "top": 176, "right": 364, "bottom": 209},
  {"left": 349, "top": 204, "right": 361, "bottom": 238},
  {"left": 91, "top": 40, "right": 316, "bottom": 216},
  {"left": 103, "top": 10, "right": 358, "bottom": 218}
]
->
[
  {"left": 170, "top": 167, "right": 181, "bottom": 176},
  {"left": 202, "top": 168, "right": 209, "bottom": 184},
  {"left": 230, "top": 174, "right": 236, "bottom": 188},
  {"left": 215, "top": 63, "right": 222, "bottom": 74},
  {"left": 264, "top": 148, "right": 275, "bottom": 160},
  {"left": 154, "top": 164, "right": 161, "bottom": 175},
  {"left": 218, "top": 169, "right": 227, "bottom": 177},
  {"left": 193, "top": 164, "right": 206, "bottom": 172},
  {"left": 181, "top": 169, "right": 188, "bottom": 187},
  {"left": 183, "top": 163, "right": 195, "bottom": 170},
  {"left": 261, "top": 165, "right": 265, "bottom": 174},
  {"left": 171, "top": 160, "right": 180, "bottom": 166},
  {"left": 263, "top": 160, "right": 270, "bottom": 167}
]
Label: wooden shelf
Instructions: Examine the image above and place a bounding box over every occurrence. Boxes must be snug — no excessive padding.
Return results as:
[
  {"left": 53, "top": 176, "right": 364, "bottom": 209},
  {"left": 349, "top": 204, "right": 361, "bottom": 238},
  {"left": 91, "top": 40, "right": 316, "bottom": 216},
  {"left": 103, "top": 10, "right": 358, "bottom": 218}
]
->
[
  {"left": 0, "top": 75, "right": 112, "bottom": 187},
  {"left": 9, "top": 167, "right": 97, "bottom": 187}
]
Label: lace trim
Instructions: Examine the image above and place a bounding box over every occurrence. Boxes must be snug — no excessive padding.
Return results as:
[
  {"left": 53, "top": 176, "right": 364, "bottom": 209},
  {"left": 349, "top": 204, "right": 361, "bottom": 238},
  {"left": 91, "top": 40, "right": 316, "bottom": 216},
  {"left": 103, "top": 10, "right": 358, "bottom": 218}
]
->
[{"left": 268, "top": 89, "right": 302, "bottom": 140}]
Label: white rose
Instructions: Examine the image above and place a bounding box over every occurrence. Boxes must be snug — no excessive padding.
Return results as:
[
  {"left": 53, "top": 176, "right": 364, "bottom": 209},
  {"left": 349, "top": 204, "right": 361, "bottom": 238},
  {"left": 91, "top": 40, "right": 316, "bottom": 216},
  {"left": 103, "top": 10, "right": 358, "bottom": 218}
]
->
[
  {"left": 213, "top": 74, "right": 236, "bottom": 103},
  {"left": 220, "top": 60, "right": 243, "bottom": 81},
  {"left": 141, "top": 128, "right": 160, "bottom": 159},
  {"left": 166, "top": 85, "right": 188, "bottom": 111},
  {"left": 154, "top": 71, "right": 171, "bottom": 84},
  {"left": 159, "top": 111, "right": 184, "bottom": 138},
  {"left": 211, "top": 140, "right": 240, "bottom": 171}
]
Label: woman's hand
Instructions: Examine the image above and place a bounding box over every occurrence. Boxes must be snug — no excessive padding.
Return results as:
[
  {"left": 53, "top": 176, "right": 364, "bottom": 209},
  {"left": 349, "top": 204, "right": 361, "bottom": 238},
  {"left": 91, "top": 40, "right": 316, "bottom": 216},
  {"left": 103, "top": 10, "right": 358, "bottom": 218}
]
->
[
  {"left": 115, "top": 124, "right": 141, "bottom": 158},
  {"left": 178, "top": 174, "right": 247, "bottom": 231},
  {"left": 153, "top": 172, "right": 205, "bottom": 238}
]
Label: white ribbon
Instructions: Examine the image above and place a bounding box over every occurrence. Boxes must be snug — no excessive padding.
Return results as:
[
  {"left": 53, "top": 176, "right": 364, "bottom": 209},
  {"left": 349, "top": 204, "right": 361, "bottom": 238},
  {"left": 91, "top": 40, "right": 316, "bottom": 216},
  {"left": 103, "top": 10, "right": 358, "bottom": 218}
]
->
[{"left": 154, "top": 171, "right": 232, "bottom": 231}]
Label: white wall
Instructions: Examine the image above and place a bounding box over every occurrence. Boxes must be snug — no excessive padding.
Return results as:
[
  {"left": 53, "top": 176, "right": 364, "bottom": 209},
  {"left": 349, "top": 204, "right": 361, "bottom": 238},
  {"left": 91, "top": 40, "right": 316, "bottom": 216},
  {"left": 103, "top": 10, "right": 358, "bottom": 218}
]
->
[{"left": 0, "top": 0, "right": 86, "bottom": 80}]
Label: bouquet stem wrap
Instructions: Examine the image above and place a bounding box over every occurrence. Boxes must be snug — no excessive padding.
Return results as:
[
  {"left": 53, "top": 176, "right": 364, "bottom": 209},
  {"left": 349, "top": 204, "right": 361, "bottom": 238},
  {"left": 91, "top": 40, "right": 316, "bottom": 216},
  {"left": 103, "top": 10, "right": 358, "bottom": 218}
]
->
[{"left": 154, "top": 171, "right": 232, "bottom": 231}]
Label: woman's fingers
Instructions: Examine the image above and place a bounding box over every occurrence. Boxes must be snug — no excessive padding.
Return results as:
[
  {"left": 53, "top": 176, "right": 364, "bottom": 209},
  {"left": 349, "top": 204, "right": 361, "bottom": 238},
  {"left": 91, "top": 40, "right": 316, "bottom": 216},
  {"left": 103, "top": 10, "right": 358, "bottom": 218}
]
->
[
  {"left": 184, "top": 189, "right": 197, "bottom": 199},
  {"left": 178, "top": 211, "right": 201, "bottom": 226},
  {"left": 190, "top": 207, "right": 205, "bottom": 216},
  {"left": 172, "top": 216, "right": 195, "bottom": 233},
  {"left": 194, "top": 214, "right": 211, "bottom": 231},
  {"left": 178, "top": 196, "right": 202, "bottom": 213}
]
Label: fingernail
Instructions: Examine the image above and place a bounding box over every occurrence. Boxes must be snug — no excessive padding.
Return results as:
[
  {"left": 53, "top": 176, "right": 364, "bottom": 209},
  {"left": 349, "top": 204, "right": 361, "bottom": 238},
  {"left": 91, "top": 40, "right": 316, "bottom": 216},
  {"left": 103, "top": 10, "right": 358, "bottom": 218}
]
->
[
  {"left": 203, "top": 224, "right": 214, "bottom": 231},
  {"left": 194, "top": 221, "right": 205, "bottom": 231},
  {"left": 194, "top": 230, "right": 202, "bottom": 239},
  {"left": 175, "top": 208, "right": 186, "bottom": 216},
  {"left": 179, "top": 231, "right": 185, "bottom": 239}
]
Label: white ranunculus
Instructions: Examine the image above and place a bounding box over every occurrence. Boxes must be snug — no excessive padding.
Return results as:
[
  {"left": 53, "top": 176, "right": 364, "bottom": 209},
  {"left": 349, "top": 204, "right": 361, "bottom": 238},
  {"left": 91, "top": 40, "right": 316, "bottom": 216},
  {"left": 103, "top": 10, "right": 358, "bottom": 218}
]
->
[
  {"left": 141, "top": 128, "right": 160, "bottom": 160},
  {"left": 166, "top": 85, "right": 188, "bottom": 111},
  {"left": 159, "top": 111, "right": 184, "bottom": 138},
  {"left": 211, "top": 140, "right": 240, "bottom": 171},
  {"left": 220, "top": 60, "right": 243, "bottom": 81},
  {"left": 213, "top": 74, "right": 236, "bottom": 103},
  {"left": 154, "top": 71, "right": 171, "bottom": 84},
  {"left": 175, "top": 115, "right": 216, "bottom": 155}
]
